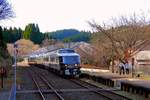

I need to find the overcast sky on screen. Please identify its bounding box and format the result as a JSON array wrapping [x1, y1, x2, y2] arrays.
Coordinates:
[[1, 0, 150, 32]]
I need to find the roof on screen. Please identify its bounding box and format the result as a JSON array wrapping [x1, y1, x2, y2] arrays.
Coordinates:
[[135, 50, 150, 60], [58, 53, 79, 57]]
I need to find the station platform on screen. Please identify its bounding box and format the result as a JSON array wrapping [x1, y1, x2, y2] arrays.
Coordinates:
[[80, 68, 150, 98], [80, 68, 130, 87], [121, 79, 150, 98]]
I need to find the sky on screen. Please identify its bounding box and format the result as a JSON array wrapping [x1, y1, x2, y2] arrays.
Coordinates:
[[1, 0, 150, 32]]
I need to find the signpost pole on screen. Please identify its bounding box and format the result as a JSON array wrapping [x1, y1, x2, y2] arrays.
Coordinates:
[[13, 43, 18, 100], [1, 68, 3, 88], [132, 58, 134, 78]]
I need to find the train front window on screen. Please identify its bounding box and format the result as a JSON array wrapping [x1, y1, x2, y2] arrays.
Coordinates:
[[62, 56, 80, 64], [59, 56, 63, 63], [59, 49, 75, 53]]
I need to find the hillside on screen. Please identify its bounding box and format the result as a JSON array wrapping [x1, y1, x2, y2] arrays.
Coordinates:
[[45, 29, 91, 42]]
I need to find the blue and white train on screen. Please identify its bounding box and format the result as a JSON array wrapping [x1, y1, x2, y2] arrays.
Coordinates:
[[28, 48, 81, 77]]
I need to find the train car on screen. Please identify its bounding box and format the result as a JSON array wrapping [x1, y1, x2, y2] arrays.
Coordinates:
[[28, 48, 81, 77], [28, 55, 37, 65]]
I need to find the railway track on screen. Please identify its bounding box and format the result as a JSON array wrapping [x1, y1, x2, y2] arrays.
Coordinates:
[[25, 66, 132, 100], [28, 68, 64, 100], [30, 66, 110, 100], [69, 79, 132, 100]]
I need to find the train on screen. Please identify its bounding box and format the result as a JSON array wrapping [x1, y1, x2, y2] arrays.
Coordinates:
[[28, 48, 81, 77]]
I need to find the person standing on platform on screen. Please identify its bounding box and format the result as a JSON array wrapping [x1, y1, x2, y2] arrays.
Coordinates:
[[125, 60, 133, 75], [125, 61, 129, 74], [119, 60, 125, 75]]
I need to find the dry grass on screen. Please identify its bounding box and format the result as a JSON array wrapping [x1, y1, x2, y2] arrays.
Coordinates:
[[7, 39, 39, 56]]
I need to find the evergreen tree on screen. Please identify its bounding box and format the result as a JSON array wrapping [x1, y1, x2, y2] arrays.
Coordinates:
[[2, 27, 22, 43], [0, 26, 4, 46], [18, 28, 23, 38], [0, 26, 7, 58], [0, 26, 6, 48], [23, 23, 44, 44], [35, 24, 40, 32], [23, 24, 32, 39], [30, 24, 43, 44], [0, 0, 14, 65]]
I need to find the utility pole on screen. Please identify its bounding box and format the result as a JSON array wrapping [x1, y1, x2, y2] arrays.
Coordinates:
[[13, 43, 18, 100]]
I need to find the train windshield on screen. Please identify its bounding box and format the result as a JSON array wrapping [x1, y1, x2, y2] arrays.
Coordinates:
[[59, 49, 75, 53], [62, 56, 80, 64]]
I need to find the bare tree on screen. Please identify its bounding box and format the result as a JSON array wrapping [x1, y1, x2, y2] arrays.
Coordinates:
[[88, 13, 150, 59], [41, 38, 56, 47], [88, 12, 150, 71], [0, 0, 14, 20]]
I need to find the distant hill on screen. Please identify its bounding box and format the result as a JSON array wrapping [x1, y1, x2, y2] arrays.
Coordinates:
[[44, 29, 91, 42]]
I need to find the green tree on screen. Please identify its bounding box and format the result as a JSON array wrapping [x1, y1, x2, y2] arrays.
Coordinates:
[[0, 0, 14, 44], [44, 29, 91, 42], [11, 27, 22, 42], [23, 24, 32, 39], [0, 26, 8, 59], [23, 23, 44, 44], [2, 27, 22, 43], [0, 0, 15, 65], [30, 24, 42, 44], [0, 26, 4, 46], [63, 38, 72, 43]]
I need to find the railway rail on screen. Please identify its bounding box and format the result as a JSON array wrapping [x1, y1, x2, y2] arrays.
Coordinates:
[[28, 68, 64, 100], [28, 69, 46, 100], [19, 66, 132, 100], [69, 79, 132, 100]]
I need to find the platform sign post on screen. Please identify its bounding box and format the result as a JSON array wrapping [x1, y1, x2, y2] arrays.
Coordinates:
[[131, 58, 135, 77], [13, 43, 18, 100], [0, 67, 4, 88]]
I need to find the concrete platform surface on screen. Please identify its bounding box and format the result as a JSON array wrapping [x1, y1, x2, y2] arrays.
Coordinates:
[[121, 79, 150, 89], [81, 68, 150, 90], [81, 68, 131, 79]]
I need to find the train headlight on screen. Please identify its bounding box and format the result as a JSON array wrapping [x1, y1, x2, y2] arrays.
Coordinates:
[[65, 64, 68, 67], [75, 64, 78, 66]]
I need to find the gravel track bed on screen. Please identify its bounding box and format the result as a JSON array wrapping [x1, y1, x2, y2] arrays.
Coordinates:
[[17, 66, 129, 100], [16, 67, 40, 100], [70, 79, 131, 100], [17, 67, 36, 90], [29, 67, 61, 100], [17, 67, 59, 100], [32, 66, 111, 100]]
